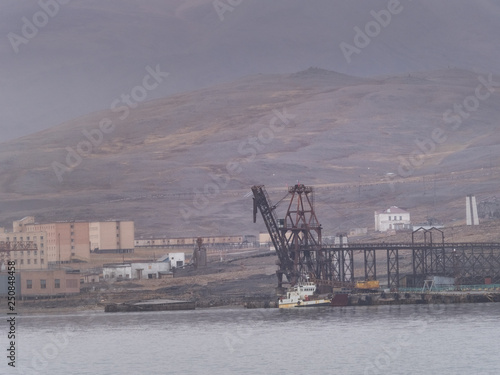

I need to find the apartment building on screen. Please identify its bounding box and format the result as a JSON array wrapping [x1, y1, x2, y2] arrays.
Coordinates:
[[89, 221, 134, 253], [4, 217, 135, 269], [24, 221, 91, 265], [0, 226, 47, 270]]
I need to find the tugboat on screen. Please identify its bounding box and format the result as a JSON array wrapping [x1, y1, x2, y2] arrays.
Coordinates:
[[278, 282, 331, 308]]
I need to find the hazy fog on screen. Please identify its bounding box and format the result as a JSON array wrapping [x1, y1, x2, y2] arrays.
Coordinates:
[[1, 0, 500, 143]]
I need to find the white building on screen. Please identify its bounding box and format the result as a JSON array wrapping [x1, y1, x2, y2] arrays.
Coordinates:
[[166, 253, 185, 268], [130, 261, 171, 279], [375, 206, 411, 232], [103, 252, 184, 280], [103, 264, 132, 280], [103, 261, 172, 280]]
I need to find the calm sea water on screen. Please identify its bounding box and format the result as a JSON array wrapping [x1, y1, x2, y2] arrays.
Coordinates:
[[11, 303, 500, 375]]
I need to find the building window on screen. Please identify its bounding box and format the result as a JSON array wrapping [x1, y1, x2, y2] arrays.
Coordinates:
[[27, 259, 31, 265], [27, 251, 30, 256], [41, 250, 44, 255], [27, 280, 32, 289], [20, 259, 24, 265], [41, 259, 44, 264], [40, 280, 46, 289], [388, 216, 391, 221], [27, 236, 30, 241], [55, 279, 60, 288], [34, 259, 37, 264], [399, 216, 402, 220], [34, 251, 37, 256]]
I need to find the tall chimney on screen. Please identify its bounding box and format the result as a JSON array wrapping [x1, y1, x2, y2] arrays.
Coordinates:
[[466, 195, 479, 225]]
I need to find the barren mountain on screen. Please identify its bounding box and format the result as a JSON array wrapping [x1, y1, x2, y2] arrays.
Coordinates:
[[2, 0, 500, 142], [0, 67, 499, 238]]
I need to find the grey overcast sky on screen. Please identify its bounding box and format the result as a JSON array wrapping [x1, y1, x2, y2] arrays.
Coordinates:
[[1, 0, 500, 144]]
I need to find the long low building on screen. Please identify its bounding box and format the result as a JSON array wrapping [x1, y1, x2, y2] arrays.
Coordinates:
[[135, 235, 256, 247], [0, 270, 81, 298]]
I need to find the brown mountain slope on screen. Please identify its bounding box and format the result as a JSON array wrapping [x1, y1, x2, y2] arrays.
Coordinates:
[[1, 68, 499, 237]]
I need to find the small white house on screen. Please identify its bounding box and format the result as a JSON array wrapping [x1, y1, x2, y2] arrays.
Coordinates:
[[130, 261, 171, 279], [375, 206, 411, 232], [103, 264, 132, 280]]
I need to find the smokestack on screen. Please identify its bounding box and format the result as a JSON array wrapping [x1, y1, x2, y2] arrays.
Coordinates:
[[466, 195, 479, 225]]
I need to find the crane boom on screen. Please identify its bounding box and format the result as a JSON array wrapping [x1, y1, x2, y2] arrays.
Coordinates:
[[251, 185, 296, 288]]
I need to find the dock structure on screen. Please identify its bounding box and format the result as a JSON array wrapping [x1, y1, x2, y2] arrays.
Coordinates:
[[322, 240, 500, 290], [252, 185, 500, 292]]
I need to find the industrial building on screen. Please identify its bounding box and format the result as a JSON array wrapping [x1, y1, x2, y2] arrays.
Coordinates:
[[103, 253, 185, 280], [21, 270, 80, 298], [0, 269, 81, 298]]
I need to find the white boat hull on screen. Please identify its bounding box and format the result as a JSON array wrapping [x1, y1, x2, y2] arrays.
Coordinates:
[[279, 298, 331, 308]]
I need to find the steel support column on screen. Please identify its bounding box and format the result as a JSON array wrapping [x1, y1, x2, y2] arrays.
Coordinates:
[[364, 249, 376, 280], [387, 248, 399, 290], [342, 249, 354, 283]]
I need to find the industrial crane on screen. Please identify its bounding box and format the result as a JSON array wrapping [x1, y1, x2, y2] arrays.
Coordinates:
[[252, 184, 329, 291]]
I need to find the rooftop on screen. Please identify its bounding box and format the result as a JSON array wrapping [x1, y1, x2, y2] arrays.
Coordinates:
[[375, 206, 409, 215]]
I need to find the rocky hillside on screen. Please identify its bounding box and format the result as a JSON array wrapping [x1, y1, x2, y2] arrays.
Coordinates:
[[1, 68, 499, 237]]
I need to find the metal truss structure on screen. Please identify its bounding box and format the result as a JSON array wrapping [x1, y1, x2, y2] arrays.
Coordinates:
[[253, 184, 500, 291], [0, 241, 38, 269]]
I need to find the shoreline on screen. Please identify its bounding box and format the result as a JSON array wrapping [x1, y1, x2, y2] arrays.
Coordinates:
[[12, 290, 500, 315]]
